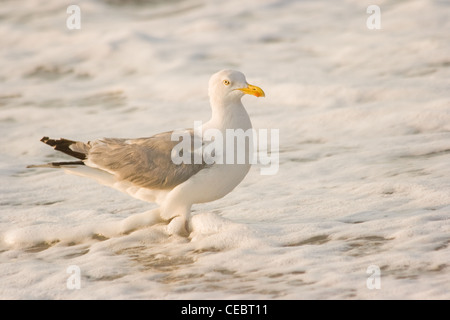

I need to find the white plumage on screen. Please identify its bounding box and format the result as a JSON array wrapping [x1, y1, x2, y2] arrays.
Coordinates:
[[30, 70, 265, 235]]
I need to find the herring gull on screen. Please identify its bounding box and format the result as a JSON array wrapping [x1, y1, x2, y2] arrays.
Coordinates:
[[28, 70, 265, 235]]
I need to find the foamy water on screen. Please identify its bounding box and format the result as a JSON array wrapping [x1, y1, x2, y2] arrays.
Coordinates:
[[1, 0, 449, 299]]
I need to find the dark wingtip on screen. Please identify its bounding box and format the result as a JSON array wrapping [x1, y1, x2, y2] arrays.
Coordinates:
[[40, 136, 55, 146], [39, 137, 87, 160], [27, 161, 85, 169]]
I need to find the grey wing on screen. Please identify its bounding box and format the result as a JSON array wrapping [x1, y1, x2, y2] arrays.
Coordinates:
[[86, 130, 207, 190]]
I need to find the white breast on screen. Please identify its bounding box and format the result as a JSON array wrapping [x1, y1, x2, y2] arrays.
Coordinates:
[[167, 101, 253, 206]]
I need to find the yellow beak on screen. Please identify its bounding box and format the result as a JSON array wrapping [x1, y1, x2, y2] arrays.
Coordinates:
[[237, 84, 265, 97]]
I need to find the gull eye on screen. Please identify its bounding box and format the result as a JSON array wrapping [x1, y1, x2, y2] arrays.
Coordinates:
[[223, 80, 230, 86]]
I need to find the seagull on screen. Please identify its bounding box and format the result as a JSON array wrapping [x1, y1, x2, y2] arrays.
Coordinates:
[[28, 70, 265, 236]]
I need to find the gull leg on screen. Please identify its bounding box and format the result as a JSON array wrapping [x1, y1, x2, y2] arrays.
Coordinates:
[[167, 215, 190, 237], [163, 204, 191, 236], [119, 208, 162, 234]]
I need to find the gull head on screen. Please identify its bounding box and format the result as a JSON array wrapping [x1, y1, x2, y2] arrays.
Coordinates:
[[208, 70, 265, 105]]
